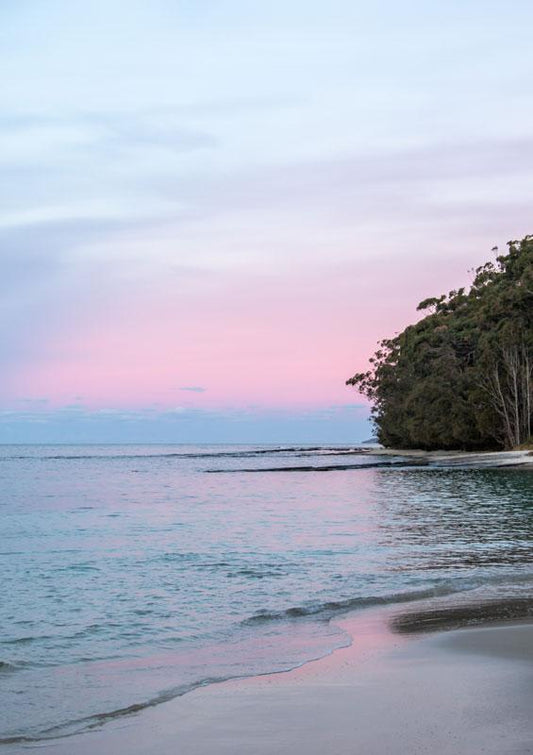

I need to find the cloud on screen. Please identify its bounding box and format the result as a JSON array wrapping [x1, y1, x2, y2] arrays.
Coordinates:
[[13, 397, 50, 407], [0, 109, 218, 171], [1, 0, 532, 433], [181, 137, 533, 219]]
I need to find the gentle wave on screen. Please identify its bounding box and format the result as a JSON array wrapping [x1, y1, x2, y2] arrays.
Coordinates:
[[241, 585, 464, 625], [0, 660, 18, 672], [2, 576, 531, 745], [2, 635, 55, 646], [0, 686, 188, 745], [0, 666, 303, 745], [242, 573, 533, 627], [0, 582, 486, 745]]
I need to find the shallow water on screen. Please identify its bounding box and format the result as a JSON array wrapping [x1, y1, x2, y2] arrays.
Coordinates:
[[0, 444, 531, 742]]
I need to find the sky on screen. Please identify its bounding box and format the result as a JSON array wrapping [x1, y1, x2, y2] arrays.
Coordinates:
[[1, 0, 532, 443]]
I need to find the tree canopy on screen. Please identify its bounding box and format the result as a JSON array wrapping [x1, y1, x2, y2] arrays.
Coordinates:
[[347, 235, 533, 450]]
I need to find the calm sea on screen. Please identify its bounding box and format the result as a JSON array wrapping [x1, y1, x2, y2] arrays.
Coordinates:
[[1, 444, 531, 743]]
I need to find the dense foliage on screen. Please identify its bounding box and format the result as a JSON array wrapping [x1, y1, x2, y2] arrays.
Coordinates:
[[347, 236, 533, 450]]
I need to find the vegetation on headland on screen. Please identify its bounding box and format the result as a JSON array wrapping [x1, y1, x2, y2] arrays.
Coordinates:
[[347, 235, 533, 450]]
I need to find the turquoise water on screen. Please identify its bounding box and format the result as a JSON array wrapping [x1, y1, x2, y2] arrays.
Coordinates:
[[1, 445, 531, 743]]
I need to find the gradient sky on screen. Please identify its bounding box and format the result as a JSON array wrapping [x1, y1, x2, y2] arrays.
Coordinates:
[[1, 0, 532, 442]]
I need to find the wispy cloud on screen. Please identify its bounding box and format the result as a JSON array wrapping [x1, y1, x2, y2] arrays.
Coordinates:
[[1, 1, 532, 440]]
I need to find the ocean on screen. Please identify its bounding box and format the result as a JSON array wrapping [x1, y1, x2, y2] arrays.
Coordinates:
[[1, 444, 531, 744]]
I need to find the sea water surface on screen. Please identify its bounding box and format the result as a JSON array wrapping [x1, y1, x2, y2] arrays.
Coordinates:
[[1, 444, 531, 743]]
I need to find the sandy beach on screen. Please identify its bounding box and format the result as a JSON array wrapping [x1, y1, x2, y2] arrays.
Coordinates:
[[10, 602, 532, 755], [369, 448, 533, 468]]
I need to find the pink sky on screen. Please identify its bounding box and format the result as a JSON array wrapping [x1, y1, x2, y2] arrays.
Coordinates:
[[1, 1, 532, 441], [6, 242, 505, 410]]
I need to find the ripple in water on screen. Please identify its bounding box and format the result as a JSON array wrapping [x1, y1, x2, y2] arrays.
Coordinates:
[[0, 445, 531, 742]]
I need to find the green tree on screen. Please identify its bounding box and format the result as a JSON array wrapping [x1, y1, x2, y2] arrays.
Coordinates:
[[347, 236, 533, 450]]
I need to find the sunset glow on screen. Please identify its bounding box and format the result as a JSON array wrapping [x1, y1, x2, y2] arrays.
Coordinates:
[[2, 1, 532, 441]]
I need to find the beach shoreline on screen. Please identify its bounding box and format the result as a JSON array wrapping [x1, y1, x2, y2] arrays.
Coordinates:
[[365, 447, 533, 468], [8, 599, 532, 755]]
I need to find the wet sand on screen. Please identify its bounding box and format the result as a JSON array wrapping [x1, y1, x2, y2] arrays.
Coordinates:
[[13, 607, 533, 755]]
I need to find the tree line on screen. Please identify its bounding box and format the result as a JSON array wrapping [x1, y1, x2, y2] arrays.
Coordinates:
[[347, 235, 533, 450]]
